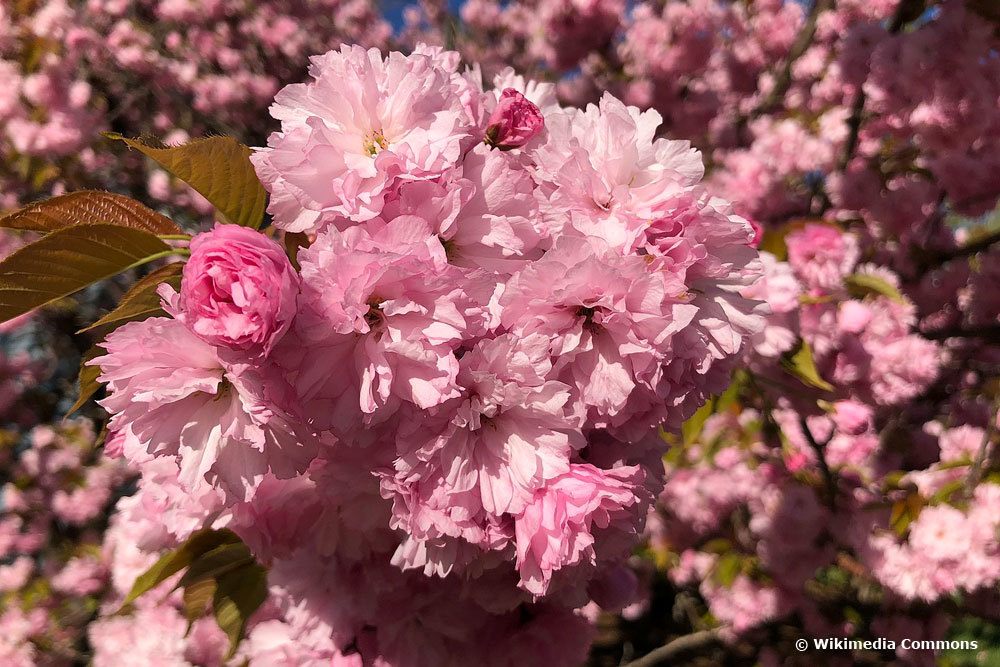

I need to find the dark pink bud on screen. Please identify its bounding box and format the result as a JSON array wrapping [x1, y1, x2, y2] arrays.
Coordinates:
[[485, 88, 544, 149], [747, 217, 763, 247]]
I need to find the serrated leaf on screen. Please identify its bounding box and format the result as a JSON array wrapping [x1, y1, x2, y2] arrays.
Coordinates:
[[0, 224, 171, 324], [79, 261, 183, 333], [106, 134, 266, 229], [844, 273, 905, 303], [0, 191, 182, 235], [122, 529, 241, 607], [780, 339, 834, 392], [213, 563, 268, 659], [66, 345, 103, 417]]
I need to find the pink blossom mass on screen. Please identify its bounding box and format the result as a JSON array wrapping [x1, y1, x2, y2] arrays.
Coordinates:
[[1, 1, 999, 665]]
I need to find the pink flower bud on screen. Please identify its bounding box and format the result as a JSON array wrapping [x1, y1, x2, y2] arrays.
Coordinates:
[[485, 88, 544, 149], [747, 216, 763, 247], [172, 224, 299, 355]]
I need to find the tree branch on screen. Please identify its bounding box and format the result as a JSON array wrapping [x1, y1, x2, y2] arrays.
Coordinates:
[[837, 0, 916, 170], [800, 414, 837, 509], [622, 629, 725, 667], [919, 227, 1000, 272], [751, 0, 834, 119], [921, 324, 1000, 344]]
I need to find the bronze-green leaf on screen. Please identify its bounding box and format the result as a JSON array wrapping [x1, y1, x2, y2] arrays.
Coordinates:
[[66, 345, 104, 417], [0, 224, 172, 324], [0, 191, 182, 235], [177, 543, 254, 589], [213, 563, 268, 659], [106, 134, 266, 229], [122, 529, 242, 607], [780, 338, 834, 392], [182, 578, 217, 628], [79, 261, 184, 333], [844, 272, 905, 303]]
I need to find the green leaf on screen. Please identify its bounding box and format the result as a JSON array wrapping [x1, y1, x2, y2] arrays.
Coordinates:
[[182, 578, 217, 628], [714, 373, 744, 413], [213, 563, 268, 659], [0, 190, 182, 235], [106, 134, 267, 229], [701, 538, 733, 555], [681, 397, 715, 445], [79, 261, 183, 333], [712, 553, 742, 588], [844, 273, 905, 303], [0, 224, 171, 324], [122, 529, 241, 607], [930, 479, 966, 505], [66, 345, 104, 417], [177, 543, 254, 589], [780, 339, 834, 392], [890, 493, 925, 537]]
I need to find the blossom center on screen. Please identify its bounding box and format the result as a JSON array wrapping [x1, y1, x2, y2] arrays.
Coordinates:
[[363, 129, 389, 157], [364, 297, 385, 329]]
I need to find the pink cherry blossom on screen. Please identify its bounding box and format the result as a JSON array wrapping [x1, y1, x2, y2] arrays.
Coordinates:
[[164, 225, 298, 355]]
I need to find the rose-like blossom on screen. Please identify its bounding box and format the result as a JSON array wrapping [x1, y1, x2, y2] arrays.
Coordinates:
[[291, 217, 489, 426], [531, 93, 705, 252], [381, 334, 584, 576], [514, 463, 647, 596], [164, 225, 298, 355], [252, 44, 476, 232], [485, 88, 544, 149], [830, 399, 873, 436], [91, 317, 317, 503], [785, 224, 859, 291]]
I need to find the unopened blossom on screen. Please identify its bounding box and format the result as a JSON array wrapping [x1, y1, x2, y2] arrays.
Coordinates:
[[166, 225, 298, 355], [485, 88, 544, 149]]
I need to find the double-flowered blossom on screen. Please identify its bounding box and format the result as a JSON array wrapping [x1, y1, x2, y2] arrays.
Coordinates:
[[92, 317, 318, 503], [252, 44, 478, 233], [89, 42, 765, 665]]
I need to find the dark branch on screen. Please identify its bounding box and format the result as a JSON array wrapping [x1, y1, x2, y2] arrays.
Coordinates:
[[921, 324, 1000, 344], [837, 0, 916, 170], [799, 415, 837, 509], [920, 227, 1000, 272], [751, 0, 834, 119], [622, 629, 725, 667]]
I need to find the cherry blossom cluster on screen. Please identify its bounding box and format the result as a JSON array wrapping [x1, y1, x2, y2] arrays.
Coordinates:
[[0, 0, 389, 214], [391, 1, 1000, 660], [86, 44, 765, 664], [648, 221, 998, 655], [0, 420, 130, 667], [1, 0, 999, 664]]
